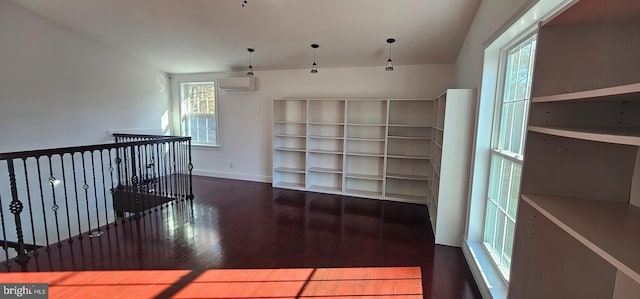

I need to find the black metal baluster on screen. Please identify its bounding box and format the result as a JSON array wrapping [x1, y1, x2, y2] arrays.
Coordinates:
[[90, 150, 102, 235], [7, 159, 30, 265], [80, 152, 92, 235], [71, 153, 83, 240], [59, 154, 73, 244], [123, 146, 132, 222], [155, 143, 162, 200], [115, 136, 123, 188], [172, 141, 178, 198], [21, 158, 38, 255], [0, 190, 11, 270], [47, 155, 62, 248], [137, 144, 146, 216], [35, 158, 51, 251], [107, 149, 117, 228], [187, 139, 194, 201], [100, 150, 109, 230], [130, 145, 140, 220], [179, 141, 185, 201], [163, 143, 169, 199]]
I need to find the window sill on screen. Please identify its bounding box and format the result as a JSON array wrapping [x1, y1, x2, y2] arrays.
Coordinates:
[[462, 240, 508, 299], [191, 143, 221, 150]]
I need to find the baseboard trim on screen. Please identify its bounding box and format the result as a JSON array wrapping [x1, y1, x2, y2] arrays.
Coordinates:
[[462, 240, 508, 299], [192, 169, 271, 183]]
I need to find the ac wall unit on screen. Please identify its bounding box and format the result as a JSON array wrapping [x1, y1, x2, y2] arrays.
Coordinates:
[[218, 76, 256, 91]]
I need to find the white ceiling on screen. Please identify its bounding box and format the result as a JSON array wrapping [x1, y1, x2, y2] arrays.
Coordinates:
[[13, 0, 480, 74]]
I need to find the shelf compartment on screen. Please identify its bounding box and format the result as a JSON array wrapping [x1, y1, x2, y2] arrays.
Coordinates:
[[309, 123, 344, 138], [309, 100, 345, 123], [529, 96, 640, 130], [308, 152, 343, 171], [274, 99, 307, 122], [273, 151, 305, 174], [345, 155, 383, 179], [388, 126, 432, 139], [347, 100, 387, 124], [308, 167, 342, 174], [345, 139, 385, 156], [528, 126, 640, 146], [273, 172, 306, 191], [274, 167, 305, 174], [385, 178, 429, 204], [344, 177, 383, 198], [522, 194, 640, 283], [389, 100, 435, 127], [273, 135, 306, 150], [346, 125, 385, 140], [387, 138, 430, 157], [308, 172, 342, 194], [386, 158, 430, 180], [273, 122, 306, 136], [308, 138, 344, 152]]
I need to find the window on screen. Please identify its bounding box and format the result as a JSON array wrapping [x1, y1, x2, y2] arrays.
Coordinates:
[[483, 34, 536, 278], [180, 82, 218, 145]]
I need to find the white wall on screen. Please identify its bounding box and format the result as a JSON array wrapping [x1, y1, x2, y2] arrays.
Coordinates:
[[453, 0, 532, 88], [172, 64, 453, 182], [0, 1, 170, 153]]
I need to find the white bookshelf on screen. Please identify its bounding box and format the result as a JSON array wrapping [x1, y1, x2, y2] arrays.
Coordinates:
[[272, 97, 474, 215], [427, 89, 476, 246], [509, 2, 640, 297]]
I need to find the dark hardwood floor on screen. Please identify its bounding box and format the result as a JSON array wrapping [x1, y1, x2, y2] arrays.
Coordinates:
[[2, 176, 481, 299]]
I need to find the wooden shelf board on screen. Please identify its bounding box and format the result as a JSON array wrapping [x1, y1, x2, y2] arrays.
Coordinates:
[[308, 167, 342, 174], [308, 122, 345, 125], [387, 154, 430, 160], [388, 124, 432, 128], [434, 127, 444, 131], [522, 194, 640, 284], [274, 167, 305, 173], [384, 193, 429, 205], [345, 173, 383, 180], [274, 121, 306, 124], [344, 189, 383, 198], [345, 151, 384, 157], [308, 149, 342, 155], [345, 137, 386, 142], [274, 134, 306, 138], [346, 123, 386, 127], [273, 182, 305, 190], [308, 135, 344, 140], [388, 136, 432, 140], [528, 125, 640, 146], [309, 185, 342, 193], [274, 147, 306, 152], [532, 83, 640, 103], [386, 173, 429, 181], [433, 140, 443, 149]]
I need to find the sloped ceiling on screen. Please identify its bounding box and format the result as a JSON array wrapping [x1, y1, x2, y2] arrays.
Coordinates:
[[13, 0, 480, 74]]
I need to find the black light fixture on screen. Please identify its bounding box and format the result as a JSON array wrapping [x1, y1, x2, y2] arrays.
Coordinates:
[[310, 44, 319, 74], [386, 38, 395, 71], [247, 48, 254, 76], [242, 0, 247, 7]]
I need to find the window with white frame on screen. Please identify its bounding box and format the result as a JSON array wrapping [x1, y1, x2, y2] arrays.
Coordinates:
[[180, 82, 218, 145], [483, 34, 537, 278]]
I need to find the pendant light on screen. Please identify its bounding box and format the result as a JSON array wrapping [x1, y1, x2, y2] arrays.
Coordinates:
[[247, 48, 254, 76], [310, 44, 319, 74], [386, 38, 395, 71]]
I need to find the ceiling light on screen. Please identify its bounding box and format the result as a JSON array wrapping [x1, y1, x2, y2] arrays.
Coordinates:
[[247, 48, 254, 76], [386, 38, 395, 71], [310, 44, 319, 74], [242, 0, 247, 7]]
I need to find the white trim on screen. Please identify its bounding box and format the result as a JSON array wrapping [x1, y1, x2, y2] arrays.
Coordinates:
[[463, 239, 508, 299], [192, 169, 271, 183]]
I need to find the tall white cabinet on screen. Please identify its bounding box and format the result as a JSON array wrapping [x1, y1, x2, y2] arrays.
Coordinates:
[[272, 91, 476, 247], [509, 0, 640, 297]]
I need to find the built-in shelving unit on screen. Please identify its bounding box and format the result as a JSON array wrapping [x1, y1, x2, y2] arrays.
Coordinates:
[[509, 1, 640, 297], [272, 95, 476, 237]]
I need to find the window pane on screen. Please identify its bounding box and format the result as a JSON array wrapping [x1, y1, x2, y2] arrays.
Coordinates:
[[483, 34, 536, 280], [180, 82, 217, 145]]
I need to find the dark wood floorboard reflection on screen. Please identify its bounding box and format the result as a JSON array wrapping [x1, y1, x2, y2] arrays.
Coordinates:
[[3, 176, 481, 299]]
